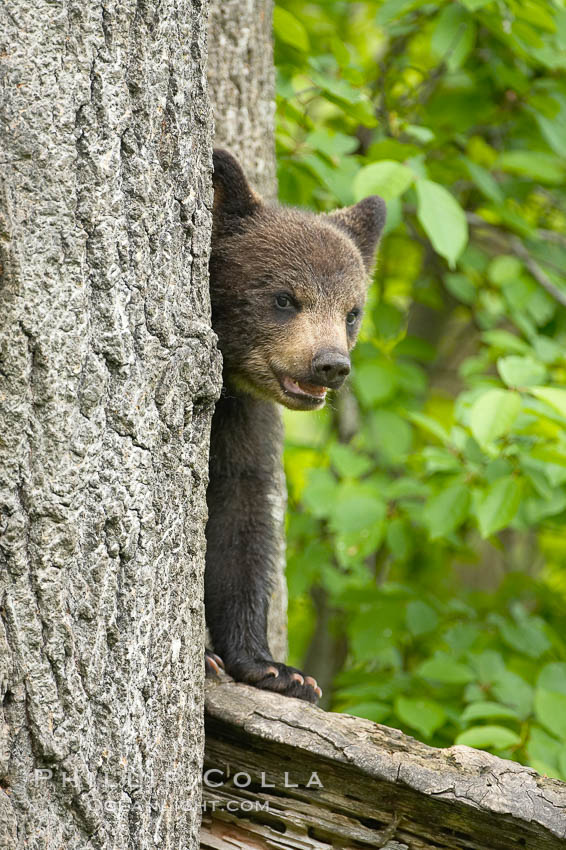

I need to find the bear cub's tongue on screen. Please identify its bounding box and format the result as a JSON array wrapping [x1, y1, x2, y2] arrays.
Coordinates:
[[282, 376, 327, 399]]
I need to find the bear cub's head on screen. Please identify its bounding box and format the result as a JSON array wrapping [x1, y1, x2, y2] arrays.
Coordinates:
[[210, 149, 386, 411]]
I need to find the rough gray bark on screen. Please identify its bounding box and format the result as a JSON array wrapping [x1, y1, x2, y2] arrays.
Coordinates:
[[202, 682, 566, 850], [0, 1, 219, 847], [207, 0, 277, 202], [207, 0, 287, 661]]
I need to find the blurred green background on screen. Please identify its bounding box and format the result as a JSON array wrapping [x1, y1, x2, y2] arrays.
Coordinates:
[[274, 0, 566, 777]]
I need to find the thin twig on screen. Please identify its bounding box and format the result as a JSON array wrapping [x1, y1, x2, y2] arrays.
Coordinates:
[[510, 237, 566, 308], [537, 229, 566, 247], [465, 212, 566, 308]]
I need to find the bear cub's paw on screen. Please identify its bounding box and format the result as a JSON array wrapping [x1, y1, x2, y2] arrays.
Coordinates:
[[205, 649, 321, 702], [228, 656, 322, 703]]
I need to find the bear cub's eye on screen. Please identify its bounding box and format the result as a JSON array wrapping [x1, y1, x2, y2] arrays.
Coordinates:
[[275, 293, 295, 310], [346, 309, 360, 326]]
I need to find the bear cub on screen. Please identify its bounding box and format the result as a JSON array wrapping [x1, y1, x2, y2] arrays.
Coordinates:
[[206, 150, 386, 702]]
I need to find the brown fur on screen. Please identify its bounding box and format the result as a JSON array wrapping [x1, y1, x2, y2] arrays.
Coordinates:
[[210, 155, 385, 411]]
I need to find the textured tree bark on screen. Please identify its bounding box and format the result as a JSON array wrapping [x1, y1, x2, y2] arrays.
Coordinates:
[[0, 1, 219, 847], [202, 682, 566, 850], [207, 0, 277, 202], [207, 0, 288, 661]]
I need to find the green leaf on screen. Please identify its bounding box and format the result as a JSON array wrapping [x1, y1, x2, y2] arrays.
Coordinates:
[[302, 469, 338, 518], [556, 7, 566, 47], [462, 702, 520, 722], [329, 483, 386, 533], [538, 663, 566, 695], [431, 6, 475, 72], [492, 671, 533, 719], [534, 335, 563, 364], [406, 600, 439, 636], [350, 600, 406, 661], [373, 302, 406, 341], [460, 0, 492, 9], [386, 517, 412, 560], [353, 160, 414, 202], [455, 725, 521, 750], [535, 111, 566, 158], [310, 73, 377, 127], [371, 410, 413, 466], [516, 1, 556, 31], [468, 650, 505, 684], [370, 410, 413, 464], [465, 159, 503, 203], [469, 389, 521, 446], [444, 273, 476, 304], [305, 129, 359, 158], [329, 444, 373, 478], [487, 256, 523, 286], [273, 7, 310, 51], [481, 330, 529, 355], [496, 610, 551, 658], [422, 447, 461, 474], [497, 151, 565, 184], [525, 489, 566, 523], [404, 124, 435, 143], [512, 19, 544, 47], [395, 696, 446, 738], [423, 483, 470, 540], [535, 690, 566, 740], [408, 412, 450, 443], [417, 656, 475, 684], [416, 179, 468, 268], [384, 477, 429, 501], [354, 361, 398, 406], [301, 153, 357, 205], [444, 624, 481, 654], [497, 356, 546, 388], [529, 387, 566, 420], [527, 725, 563, 775], [376, 0, 425, 25], [345, 701, 390, 723], [476, 476, 523, 538], [335, 524, 385, 568]]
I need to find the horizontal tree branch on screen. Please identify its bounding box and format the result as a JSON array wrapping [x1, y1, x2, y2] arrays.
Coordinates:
[[202, 681, 566, 850]]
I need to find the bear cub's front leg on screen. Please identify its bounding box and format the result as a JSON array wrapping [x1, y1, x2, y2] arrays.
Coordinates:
[[205, 393, 322, 702], [206, 150, 386, 703]]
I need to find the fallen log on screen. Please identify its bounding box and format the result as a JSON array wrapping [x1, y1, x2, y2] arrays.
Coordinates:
[[202, 680, 566, 850]]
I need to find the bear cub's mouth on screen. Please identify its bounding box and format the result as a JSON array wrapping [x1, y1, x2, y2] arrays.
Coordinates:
[[281, 375, 328, 402]]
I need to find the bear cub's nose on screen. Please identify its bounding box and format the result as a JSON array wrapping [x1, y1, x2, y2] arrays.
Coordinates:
[[311, 350, 351, 389]]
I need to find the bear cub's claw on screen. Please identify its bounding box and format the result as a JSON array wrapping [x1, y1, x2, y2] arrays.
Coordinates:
[[205, 650, 226, 678]]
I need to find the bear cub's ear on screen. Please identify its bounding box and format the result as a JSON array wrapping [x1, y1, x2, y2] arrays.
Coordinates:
[[212, 149, 261, 224], [327, 196, 387, 272]]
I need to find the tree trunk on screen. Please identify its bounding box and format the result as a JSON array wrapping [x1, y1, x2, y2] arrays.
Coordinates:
[[207, 0, 277, 202], [0, 1, 218, 847], [207, 0, 287, 661]]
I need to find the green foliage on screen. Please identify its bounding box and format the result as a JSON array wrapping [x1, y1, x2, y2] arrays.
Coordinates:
[[275, 0, 566, 776]]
